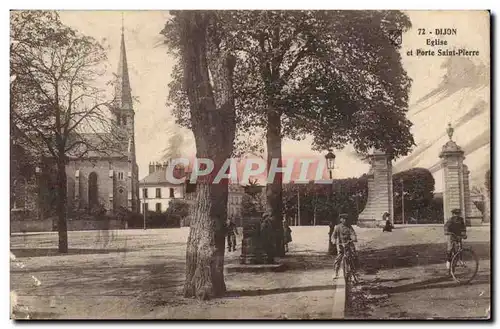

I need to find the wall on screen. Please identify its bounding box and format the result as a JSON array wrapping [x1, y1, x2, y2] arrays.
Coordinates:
[[140, 185, 184, 213], [66, 158, 132, 212]]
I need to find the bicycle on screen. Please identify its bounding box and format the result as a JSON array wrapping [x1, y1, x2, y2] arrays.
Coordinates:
[[340, 241, 360, 284], [448, 233, 479, 284]]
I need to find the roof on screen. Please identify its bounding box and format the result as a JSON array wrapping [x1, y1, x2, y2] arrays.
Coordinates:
[[113, 31, 133, 111], [140, 168, 185, 186], [67, 132, 129, 159]]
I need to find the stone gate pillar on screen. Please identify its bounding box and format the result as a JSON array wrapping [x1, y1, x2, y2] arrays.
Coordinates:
[[358, 150, 394, 227], [439, 123, 468, 224]]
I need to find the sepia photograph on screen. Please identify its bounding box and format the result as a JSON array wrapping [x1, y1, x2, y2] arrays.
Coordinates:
[[9, 9, 491, 320]]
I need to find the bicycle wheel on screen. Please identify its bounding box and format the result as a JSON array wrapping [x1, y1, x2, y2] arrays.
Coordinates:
[[342, 257, 350, 284], [348, 258, 360, 284], [451, 248, 479, 284]]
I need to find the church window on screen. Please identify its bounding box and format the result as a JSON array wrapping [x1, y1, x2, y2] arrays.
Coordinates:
[[169, 188, 175, 198], [155, 203, 162, 212], [117, 115, 121, 126], [118, 172, 124, 180], [156, 188, 162, 198], [118, 187, 124, 194], [122, 115, 127, 125], [88, 172, 98, 210], [143, 188, 148, 199]]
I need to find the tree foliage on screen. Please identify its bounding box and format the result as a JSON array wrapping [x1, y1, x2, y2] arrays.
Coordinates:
[[392, 168, 435, 222], [282, 177, 368, 225], [163, 10, 415, 157]]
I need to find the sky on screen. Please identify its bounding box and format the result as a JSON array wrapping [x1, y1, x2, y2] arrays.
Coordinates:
[[58, 10, 490, 192]]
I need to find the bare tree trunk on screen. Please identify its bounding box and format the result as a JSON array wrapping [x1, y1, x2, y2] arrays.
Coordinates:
[[178, 11, 236, 300], [266, 108, 285, 257], [56, 158, 68, 253]]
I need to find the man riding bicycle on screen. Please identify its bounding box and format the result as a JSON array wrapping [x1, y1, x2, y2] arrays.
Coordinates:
[[444, 208, 467, 270], [332, 213, 358, 279]]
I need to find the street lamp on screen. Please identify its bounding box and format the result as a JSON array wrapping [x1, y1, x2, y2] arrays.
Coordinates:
[[325, 151, 336, 179], [400, 178, 405, 225]]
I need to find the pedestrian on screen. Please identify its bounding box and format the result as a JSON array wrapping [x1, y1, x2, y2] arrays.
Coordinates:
[[226, 218, 238, 252], [260, 212, 275, 264], [332, 213, 358, 279], [444, 208, 467, 270], [382, 212, 393, 232], [283, 219, 292, 252]]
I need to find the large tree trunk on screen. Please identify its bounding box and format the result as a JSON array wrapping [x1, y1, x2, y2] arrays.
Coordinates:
[[266, 108, 285, 257], [56, 158, 68, 253], [178, 11, 236, 300]]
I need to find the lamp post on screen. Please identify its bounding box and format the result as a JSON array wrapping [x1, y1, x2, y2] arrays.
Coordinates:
[[400, 178, 405, 225], [325, 150, 336, 205], [35, 166, 41, 220], [325, 150, 336, 255], [143, 202, 147, 230]]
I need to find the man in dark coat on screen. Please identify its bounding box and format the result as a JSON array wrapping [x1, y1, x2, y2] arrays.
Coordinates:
[[444, 208, 467, 270]]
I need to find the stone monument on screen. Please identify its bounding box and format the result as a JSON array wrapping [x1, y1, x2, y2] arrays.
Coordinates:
[[239, 212, 265, 264], [358, 150, 394, 227]]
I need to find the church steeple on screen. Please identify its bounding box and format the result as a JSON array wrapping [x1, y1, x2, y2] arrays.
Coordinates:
[[115, 18, 133, 111]]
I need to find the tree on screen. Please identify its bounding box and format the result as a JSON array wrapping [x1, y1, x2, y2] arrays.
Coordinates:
[[164, 10, 415, 256], [162, 11, 237, 299], [10, 11, 117, 253], [393, 168, 435, 222]]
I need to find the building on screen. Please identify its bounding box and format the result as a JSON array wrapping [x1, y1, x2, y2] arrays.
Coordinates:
[[139, 162, 185, 213], [65, 26, 139, 213], [228, 184, 245, 225]]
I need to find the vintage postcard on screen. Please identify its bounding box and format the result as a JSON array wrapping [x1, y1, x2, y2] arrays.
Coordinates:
[[10, 10, 491, 319]]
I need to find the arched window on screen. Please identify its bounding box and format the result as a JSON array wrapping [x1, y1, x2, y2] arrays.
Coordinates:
[[88, 172, 98, 210]]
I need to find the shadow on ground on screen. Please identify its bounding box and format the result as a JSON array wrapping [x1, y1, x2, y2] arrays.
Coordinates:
[[278, 253, 334, 271], [368, 273, 490, 295], [359, 242, 490, 274], [10, 248, 130, 258], [226, 284, 334, 297]]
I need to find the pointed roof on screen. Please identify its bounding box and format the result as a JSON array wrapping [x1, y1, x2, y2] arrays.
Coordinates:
[[114, 26, 133, 111]]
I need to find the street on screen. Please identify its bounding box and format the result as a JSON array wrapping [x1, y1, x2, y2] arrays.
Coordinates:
[[10, 225, 490, 319], [348, 225, 491, 319]]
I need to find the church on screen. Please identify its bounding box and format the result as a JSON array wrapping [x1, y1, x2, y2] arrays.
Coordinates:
[[65, 26, 139, 214]]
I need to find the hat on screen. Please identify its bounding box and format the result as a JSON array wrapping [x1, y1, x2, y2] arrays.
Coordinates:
[[451, 208, 461, 214], [339, 213, 349, 219]]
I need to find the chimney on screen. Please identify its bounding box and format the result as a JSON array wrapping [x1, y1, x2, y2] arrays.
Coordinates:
[[149, 162, 154, 174], [156, 162, 161, 171]]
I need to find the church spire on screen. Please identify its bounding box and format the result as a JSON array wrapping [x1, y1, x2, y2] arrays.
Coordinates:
[[115, 15, 133, 111]]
